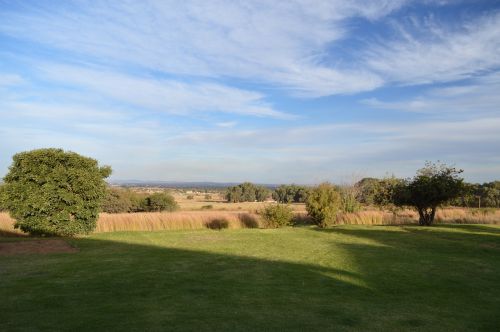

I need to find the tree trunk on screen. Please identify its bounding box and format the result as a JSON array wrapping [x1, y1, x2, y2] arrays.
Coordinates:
[[417, 207, 436, 226]]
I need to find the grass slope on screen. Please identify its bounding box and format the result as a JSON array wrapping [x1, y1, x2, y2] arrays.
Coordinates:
[[1, 225, 499, 331]]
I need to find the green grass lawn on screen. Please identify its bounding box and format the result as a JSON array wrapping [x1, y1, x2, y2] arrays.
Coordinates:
[[1, 225, 499, 331]]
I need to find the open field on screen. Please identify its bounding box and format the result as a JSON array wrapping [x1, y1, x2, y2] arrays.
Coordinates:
[[170, 191, 307, 212], [1, 225, 499, 331]]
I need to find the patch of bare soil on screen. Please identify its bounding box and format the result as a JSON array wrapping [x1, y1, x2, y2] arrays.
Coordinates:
[[0, 239, 78, 255]]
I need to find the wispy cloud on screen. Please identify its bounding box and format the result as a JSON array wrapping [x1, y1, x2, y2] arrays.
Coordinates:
[[364, 12, 500, 85], [0, 1, 408, 96], [362, 71, 500, 116], [36, 64, 290, 118]]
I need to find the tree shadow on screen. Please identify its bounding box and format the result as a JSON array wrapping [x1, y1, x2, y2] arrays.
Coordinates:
[[0, 235, 367, 331], [1, 225, 499, 331]]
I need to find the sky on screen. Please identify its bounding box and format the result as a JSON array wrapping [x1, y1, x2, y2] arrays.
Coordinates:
[[1, 0, 499, 184]]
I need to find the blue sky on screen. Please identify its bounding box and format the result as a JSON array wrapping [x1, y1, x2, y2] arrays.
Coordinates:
[[1, 0, 499, 184]]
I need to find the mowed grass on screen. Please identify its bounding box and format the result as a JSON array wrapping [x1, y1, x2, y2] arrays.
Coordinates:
[[1, 225, 499, 331]]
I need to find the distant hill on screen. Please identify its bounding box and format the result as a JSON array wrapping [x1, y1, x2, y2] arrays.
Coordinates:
[[109, 180, 279, 189]]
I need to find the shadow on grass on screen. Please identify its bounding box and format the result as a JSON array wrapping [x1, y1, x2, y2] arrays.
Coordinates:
[[1, 225, 499, 331], [0, 235, 368, 331]]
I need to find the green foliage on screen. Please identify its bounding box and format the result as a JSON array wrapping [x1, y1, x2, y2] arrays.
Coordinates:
[[393, 162, 465, 226], [145, 192, 179, 212], [260, 204, 294, 228], [2, 148, 111, 236], [373, 176, 405, 211], [0, 184, 7, 212], [305, 183, 342, 227], [100, 189, 178, 213], [101, 188, 134, 213], [340, 186, 361, 213], [354, 178, 380, 205], [272, 184, 309, 203], [226, 182, 270, 202]]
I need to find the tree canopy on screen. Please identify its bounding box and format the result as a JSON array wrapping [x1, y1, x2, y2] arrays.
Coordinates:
[[393, 162, 465, 226], [2, 148, 111, 236], [225, 182, 270, 202]]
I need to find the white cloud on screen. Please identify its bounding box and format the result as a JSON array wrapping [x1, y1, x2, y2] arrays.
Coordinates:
[[36, 64, 290, 118], [364, 12, 500, 85], [0, 1, 408, 96], [216, 121, 238, 128], [362, 71, 500, 115]]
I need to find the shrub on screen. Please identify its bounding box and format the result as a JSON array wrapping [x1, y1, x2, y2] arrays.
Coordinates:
[[340, 186, 361, 213], [206, 218, 229, 230], [201, 204, 213, 210], [2, 148, 111, 236], [305, 183, 342, 227], [145, 193, 179, 212], [186, 195, 194, 200], [260, 204, 294, 228], [204, 194, 212, 200]]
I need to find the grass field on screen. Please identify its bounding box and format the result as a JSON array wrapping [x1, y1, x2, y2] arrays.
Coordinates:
[[1, 225, 499, 331]]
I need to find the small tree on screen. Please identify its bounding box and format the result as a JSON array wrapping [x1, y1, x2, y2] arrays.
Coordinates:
[[260, 204, 294, 228], [101, 187, 133, 213], [394, 162, 465, 226], [340, 185, 361, 213], [145, 193, 179, 212], [255, 185, 270, 202], [2, 148, 111, 236], [273, 184, 309, 203], [305, 183, 342, 227]]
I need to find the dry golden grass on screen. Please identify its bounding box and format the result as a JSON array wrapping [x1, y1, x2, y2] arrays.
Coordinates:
[[0, 207, 498, 235], [0, 213, 25, 236], [95, 211, 263, 232]]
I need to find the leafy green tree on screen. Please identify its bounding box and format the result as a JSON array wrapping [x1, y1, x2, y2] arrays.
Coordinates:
[[2, 148, 111, 236], [260, 204, 294, 228], [145, 192, 179, 212], [255, 185, 270, 202], [305, 183, 342, 227], [373, 176, 405, 211], [101, 187, 133, 213], [273, 184, 309, 203], [225, 182, 270, 202], [355, 178, 380, 205], [393, 162, 465, 226], [225, 185, 243, 202], [482, 182, 500, 208]]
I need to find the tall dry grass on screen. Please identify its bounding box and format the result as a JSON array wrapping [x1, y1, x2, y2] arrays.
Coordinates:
[[0, 212, 25, 236], [95, 211, 263, 232], [0, 208, 498, 235]]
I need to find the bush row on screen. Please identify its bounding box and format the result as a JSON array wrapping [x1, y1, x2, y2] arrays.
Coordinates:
[[101, 188, 178, 213]]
